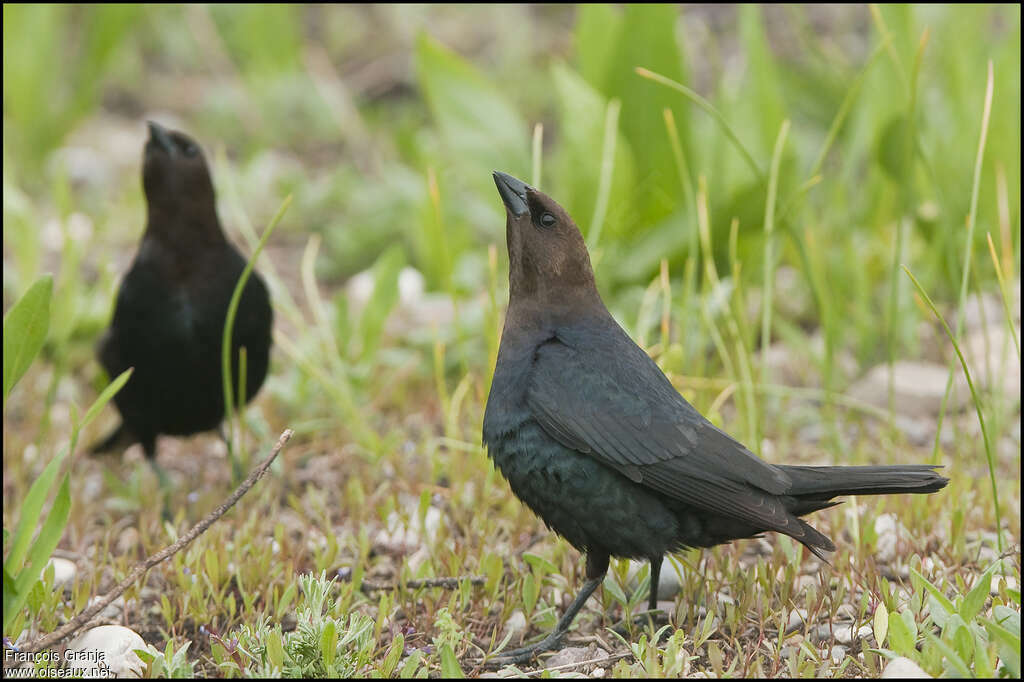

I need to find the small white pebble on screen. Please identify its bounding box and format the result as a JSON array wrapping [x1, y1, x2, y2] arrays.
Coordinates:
[[881, 656, 931, 678], [592, 667, 606, 678], [47, 558, 77, 588], [67, 625, 147, 678]]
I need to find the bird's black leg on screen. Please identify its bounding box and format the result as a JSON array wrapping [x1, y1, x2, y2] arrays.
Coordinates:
[[484, 552, 610, 667], [648, 554, 662, 613], [142, 436, 173, 520]]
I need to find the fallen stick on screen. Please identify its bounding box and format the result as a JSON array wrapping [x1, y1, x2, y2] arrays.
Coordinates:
[[21, 429, 294, 654], [361, 575, 486, 591]]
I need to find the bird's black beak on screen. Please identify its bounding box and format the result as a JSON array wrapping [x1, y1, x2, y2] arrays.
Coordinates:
[[147, 120, 174, 154], [493, 171, 530, 217]]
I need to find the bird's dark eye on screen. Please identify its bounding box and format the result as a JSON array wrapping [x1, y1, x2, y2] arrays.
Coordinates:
[[182, 143, 198, 157], [539, 212, 556, 229]]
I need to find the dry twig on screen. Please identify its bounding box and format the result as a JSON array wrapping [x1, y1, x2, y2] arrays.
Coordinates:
[[361, 575, 486, 591], [21, 429, 294, 654]]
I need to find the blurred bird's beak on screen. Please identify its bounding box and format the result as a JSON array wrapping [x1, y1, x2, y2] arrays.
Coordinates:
[[147, 121, 174, 154], [493, 171, 530, 216]]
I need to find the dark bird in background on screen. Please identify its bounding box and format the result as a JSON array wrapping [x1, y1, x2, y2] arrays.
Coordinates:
[[482, 171, 948, 664], [91, 122, 273, 491]]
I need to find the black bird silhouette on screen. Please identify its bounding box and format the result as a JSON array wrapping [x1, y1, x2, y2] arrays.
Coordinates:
[[482, 171, 947, 664], [91, 122, 273, 489]]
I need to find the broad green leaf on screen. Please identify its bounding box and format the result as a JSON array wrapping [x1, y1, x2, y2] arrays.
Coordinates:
[[415, 33, 529, 175], [356, 246, 405, 363], [983, 608, 1021, 678], [602, 572, 629, 607], [550, 62, 635, 250], [924, 631, 972, 678], [266, 628, 285, 670], [521, 573, 538, 616], [399, 649, 422, 678], [574, 4, 620, 90], [600, 4, 690, 225], [439, 643, 464, 678], [3, 274, 52, 405], [887, 609, 917, 658], [874, 602, 889, 646], [320, 619, 337, 669], [960, 562, 998, 622], [381, 633, 404, 678], [521, 551, 558, 577], [739, 5, 787, 155]]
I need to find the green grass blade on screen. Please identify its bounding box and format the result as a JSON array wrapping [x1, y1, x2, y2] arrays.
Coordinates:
[[760, 119, 789, 389], [903, 265, 1002, 553], [3, 274, 52, 407], [222, 194, 292, 451], [931, 60, 995, 464], [986, 233, 1020, 357], [586, 98, 621, 250], [531, 122, 543, 188], [636, 67, 764, 182]]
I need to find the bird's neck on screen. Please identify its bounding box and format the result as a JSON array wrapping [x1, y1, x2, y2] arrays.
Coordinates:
[[504, 292, 610, 338], [144, 201, 227, 248]]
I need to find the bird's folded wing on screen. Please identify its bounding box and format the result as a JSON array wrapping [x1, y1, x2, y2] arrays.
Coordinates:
[[527, 339, 803, 534]]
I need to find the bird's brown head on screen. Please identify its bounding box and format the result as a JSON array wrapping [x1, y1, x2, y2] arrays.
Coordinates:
[[142, 121, 220, 237], [493, 171, 598, 306]]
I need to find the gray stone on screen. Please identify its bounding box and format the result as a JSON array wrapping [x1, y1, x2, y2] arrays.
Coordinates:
[[829, 644, 848, 662], [46, 558, 77, 588], [881, 656, 931, 678], [963, 325, 1020, 402], [847, 361, 969, 417], [501, 610, 528, 646], [787, 608, 808, 632], [874, 513, 900, 564], [544, 645, 608, 669]]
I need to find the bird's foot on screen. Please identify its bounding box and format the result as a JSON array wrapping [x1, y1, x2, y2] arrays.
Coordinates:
[[479, 629, 568, 669]]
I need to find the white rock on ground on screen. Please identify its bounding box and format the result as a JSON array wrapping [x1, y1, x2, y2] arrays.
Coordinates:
[[66, 625, 147, 678], [501, 610, 528, 646], [46, 558, 77, 587], [847, 361, 969, 418], [874, 513, 901, 564], [544, 645, 608, 669], [787, 608, 809, 632], [881, 656, 931, 678], [964, 325, 1021, 402]]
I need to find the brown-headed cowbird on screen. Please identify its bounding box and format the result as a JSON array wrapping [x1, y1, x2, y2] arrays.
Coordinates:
[[90, 122, 272, 488], [482, 171, 947, 664]]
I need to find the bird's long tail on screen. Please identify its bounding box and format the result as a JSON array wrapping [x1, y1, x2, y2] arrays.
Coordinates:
[[778, 465, 947, 559], [781, 464, 948, 518], [88, 422, 137, 455]]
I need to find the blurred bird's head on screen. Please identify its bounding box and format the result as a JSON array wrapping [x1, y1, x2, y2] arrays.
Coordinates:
[[142, 121, 217, 224], [492, 171, 597, 304]]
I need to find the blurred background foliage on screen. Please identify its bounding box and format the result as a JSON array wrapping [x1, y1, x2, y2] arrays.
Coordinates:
[[4, 3, 1019, 305], [2, 3, 1020, 422]]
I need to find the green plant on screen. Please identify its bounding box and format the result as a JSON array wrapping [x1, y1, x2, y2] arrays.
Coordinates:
[[3, 275, 131, 636], [213, 571, 377, 677]]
